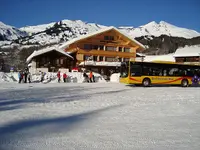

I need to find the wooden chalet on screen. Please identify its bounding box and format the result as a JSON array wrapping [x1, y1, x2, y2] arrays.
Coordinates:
[[59, 26, 145, 77]]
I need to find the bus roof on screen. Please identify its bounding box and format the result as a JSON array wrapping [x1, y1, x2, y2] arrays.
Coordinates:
[[131, 61, 200, 66]]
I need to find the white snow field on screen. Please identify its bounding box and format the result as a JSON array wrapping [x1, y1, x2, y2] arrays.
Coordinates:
[[0, 82, 200, 150]]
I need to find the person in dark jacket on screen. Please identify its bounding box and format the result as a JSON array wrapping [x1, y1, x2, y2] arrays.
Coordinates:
[[57, 71, 61, 83], [63, 73, 67, 83], [83, 72, 89, 83]]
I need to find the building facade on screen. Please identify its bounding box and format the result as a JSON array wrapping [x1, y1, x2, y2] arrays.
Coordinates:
[[59, 26, 145, 76]]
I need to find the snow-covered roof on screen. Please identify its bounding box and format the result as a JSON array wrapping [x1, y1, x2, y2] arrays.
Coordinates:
[[79, 61, 121, 67], [26, 46, 74, 63], [136, 53, 146, 57], [135, 53, 175, 62], [173, 45, 200, 57], [59, 26, 145, 50]]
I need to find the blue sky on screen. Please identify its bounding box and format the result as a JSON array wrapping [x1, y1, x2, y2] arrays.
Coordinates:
[[1, 0, 200, 31]]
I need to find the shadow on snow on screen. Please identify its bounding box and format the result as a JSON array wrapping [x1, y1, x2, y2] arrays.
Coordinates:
[[0, 104, 124, 150]]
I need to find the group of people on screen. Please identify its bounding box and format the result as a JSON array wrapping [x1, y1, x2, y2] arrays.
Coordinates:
[[18, 69, 95, 83], [18, 69, 31, 83], [57, 71, 68, 83], [83, 71, 95, 83]]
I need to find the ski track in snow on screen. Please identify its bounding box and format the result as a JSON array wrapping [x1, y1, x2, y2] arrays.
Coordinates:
[[0, 82, 200, 150]]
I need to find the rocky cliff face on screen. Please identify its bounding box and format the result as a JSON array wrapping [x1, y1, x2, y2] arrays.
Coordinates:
[[136, 35, 200, 55]]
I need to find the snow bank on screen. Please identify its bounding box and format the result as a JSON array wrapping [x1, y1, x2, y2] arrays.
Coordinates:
[[110, 73, 120, 83], [0, 72, 106, 83]]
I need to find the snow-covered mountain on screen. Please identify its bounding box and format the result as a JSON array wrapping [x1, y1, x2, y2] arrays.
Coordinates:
[[119, 21, 200, 39], [20, 19, 106, 34], [0, 20, 200, 47], [0, 21, 28, 41]]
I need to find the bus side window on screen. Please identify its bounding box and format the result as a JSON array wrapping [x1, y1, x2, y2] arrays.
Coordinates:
[[169, 68, 179, 76], [131, 65, 141, 76]]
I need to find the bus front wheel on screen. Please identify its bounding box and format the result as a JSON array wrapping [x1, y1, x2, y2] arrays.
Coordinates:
[[142, 78, 151, 87], [181, 79, 189, 87]]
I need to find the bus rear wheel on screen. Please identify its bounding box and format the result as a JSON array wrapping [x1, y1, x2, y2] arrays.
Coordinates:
[[142, 78, 151, 87], [181, 79, 189, 87]]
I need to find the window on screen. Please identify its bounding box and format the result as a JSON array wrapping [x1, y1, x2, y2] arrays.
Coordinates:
[[56, 59, 59, 65], [118, 47, 123, 52], [84, 55, 90, 61], [105, 57, 115, 62], [99, 45, 104, 50], [99, 56, 104, 61], [130, 64, 142, 76], [168, 68, 179, 76], [84, 44, 92, 50], [124, 48, 130, 52], [104, 36, 114, 41], [105, 46, 116, 51], [120, 62, 128, 78], [93, 56, 97, 61], [60, 59, 63, 65], [93, 45, 98, 50]]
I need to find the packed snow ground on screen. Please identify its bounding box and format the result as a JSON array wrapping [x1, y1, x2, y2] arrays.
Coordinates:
[[0, 82, 200, 150]]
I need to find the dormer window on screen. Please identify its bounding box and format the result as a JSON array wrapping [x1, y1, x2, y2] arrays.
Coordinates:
[[104, 36, 114, 41]]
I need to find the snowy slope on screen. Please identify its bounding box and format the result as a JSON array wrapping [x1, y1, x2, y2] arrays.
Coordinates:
[[0, 83, 200, 150], [0, 21, 28, 41], [119, 21, 200, 39]]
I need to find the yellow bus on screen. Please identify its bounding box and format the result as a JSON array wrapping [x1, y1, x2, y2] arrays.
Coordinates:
[[120, 61, 200, 87]]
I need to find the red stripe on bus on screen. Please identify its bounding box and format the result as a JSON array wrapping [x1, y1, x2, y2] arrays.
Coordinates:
[[129, 77, 141, 82]]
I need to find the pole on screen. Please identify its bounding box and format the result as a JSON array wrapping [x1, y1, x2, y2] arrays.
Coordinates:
[[199, 53, 200, 65]]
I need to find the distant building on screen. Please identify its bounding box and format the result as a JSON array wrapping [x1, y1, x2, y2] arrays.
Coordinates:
[[173, 45, 200, 65], [27, 26, 145, 77], [26, 46, 74, 74]]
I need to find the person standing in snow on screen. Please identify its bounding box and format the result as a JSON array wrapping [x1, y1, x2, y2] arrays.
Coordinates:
[[18, 71, 22, 83], [24, 68, 28, 83], [63, 73, 67, 83], [40, 71, 44, 82], [89, 71, 93, 83], [27, 72, 31, 83], [83, 72, 89, 83], [57, 71, 61, 83]]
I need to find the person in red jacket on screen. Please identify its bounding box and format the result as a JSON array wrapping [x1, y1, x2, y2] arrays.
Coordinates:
[[63, 73, 67, 83], [57, 71, 61, 83]]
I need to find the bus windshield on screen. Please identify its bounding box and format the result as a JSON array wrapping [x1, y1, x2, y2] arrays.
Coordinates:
[[120, 62, 129, 78]]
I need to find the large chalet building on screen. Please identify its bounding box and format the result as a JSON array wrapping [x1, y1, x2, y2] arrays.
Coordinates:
[[27, 26, 145, 77]]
